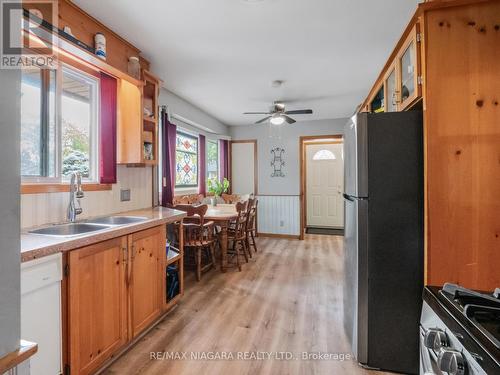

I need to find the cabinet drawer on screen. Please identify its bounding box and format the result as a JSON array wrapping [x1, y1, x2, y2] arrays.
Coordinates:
[[21, 253, 62, 295]]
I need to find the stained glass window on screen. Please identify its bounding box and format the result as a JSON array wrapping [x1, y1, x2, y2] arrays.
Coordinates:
[[175, 132, 198, 187]]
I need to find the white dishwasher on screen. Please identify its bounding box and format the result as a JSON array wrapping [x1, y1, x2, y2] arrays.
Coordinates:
[[21, 253, 63, 375]]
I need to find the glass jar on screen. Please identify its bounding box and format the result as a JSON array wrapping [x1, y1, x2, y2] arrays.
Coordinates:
[[127, 56, 141, 79]]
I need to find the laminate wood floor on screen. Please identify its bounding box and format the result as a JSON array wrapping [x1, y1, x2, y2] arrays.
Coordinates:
[[103, 235, 391, 375]]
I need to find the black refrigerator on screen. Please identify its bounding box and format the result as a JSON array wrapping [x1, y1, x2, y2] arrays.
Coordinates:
[[342, 111, 424, 374]]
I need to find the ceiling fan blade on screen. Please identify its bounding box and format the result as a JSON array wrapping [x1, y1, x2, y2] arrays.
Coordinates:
[[255, 116, 272, 124], [244, 112, 271, 115], [284, 109, 313, 115], [283, 115, 296, 124]]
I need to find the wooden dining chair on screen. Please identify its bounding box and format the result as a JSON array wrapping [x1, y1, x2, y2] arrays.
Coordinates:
[[245, 198, 258, 254], [226, 201, 249, 270], [221, 193, 241, 204], [174, 204, 217, 281]]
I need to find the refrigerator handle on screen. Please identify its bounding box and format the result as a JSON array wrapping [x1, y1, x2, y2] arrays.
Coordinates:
[[343, 193, 355, 202]]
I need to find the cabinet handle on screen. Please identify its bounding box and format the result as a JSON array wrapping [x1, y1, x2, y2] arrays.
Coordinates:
[[393, 91, 400, 105]]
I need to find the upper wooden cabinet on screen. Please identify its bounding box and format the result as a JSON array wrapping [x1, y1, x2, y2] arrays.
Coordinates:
[[384, 64, 398, 112], [117, 79, 143, 165], [397, 24, 421, 110], [67, 237, 128, 375], [117, 71, 160, 166], [359, 0, 500, 291], [362, 23, 422, 113]]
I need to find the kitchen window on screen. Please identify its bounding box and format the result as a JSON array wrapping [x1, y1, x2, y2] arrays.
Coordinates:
[[206, 139, 219, 186], [175, 132, 198, 187], [21, 64, 99, 183]]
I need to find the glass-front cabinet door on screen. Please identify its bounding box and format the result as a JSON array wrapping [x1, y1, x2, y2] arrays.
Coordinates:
[[369, 85, 384, 113], [384, 65, 397, 112], [397, 24, 420, 110]]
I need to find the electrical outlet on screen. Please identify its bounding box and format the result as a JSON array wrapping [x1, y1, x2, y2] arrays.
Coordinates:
[[120, 189, 131, 202], [280, 220, 284, 227]]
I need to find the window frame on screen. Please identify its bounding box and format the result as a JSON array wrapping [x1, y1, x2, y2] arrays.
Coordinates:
[[206, 139, 219, 188], [20, 62, 100, 185], [60, 64, 100, 182], [174, 131, 199, 188], [20, 66, 58, 182]]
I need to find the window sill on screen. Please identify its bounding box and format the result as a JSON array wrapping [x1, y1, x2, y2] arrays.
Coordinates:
[[174, 187, 199, 196], [21, 183, 112, 194]]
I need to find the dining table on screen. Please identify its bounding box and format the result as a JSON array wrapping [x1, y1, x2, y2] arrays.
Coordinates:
[[204, 204, 239, 272]]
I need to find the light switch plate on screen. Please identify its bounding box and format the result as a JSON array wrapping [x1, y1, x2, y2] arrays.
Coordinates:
[[120, 189, 131, 202]]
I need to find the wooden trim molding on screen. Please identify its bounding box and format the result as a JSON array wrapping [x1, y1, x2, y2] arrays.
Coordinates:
[[257, 194, 300, 197], [0, 340, 37, 374], [299, 135, 344, 240], [257, 232, 300, 240], [21, 183, 112, 194]]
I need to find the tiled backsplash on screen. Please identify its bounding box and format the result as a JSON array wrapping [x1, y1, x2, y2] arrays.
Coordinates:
[[21, 166, 153, 228]]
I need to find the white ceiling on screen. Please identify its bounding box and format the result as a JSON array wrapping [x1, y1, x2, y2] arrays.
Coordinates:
[[73, 0, 420, 126]]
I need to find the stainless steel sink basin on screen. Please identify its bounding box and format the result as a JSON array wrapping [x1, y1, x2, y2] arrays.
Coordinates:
[[86, 216, 148, 226], [29, 223, 112, 237]]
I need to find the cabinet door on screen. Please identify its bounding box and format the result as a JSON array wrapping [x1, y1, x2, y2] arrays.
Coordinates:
[[384, 65, 398, 112], [369, 85, 384, 113], [397, 24, 421, 110], [129, 226, 165, 337], [68, 237, 128, 375], [117, 79, 143, 164]]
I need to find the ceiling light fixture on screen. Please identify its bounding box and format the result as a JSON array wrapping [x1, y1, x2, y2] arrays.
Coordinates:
[[271, 80, 283, 88], [270, 114, 285, 125]]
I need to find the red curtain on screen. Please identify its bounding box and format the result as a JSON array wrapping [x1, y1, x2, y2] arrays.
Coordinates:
[[161, 110, 177, 206], [219, 139, 228, 182], [199, 134, 206, 196], [99, 73, 117, 184]]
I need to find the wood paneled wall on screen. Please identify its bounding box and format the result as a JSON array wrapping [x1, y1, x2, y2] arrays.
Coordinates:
[[424, 1, 500, 289], [257, 195, 300, 236]]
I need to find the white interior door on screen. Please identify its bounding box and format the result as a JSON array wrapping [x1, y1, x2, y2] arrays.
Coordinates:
[[306, 143, 344, 228], [231, 141, 256, 195]]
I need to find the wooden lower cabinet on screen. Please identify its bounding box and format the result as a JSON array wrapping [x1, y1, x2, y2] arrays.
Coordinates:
[[67, 225, 167, 375], [129, 226, 165, 337], [67, 237, 128, 375]]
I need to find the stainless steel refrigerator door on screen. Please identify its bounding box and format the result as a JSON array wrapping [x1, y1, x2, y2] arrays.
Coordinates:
[[343, 196, 357, 356], [343, 195, 368, 361], [344, 114, 368, 198]]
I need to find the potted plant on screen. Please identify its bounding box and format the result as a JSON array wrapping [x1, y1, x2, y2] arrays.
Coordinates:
[[207, 178, 230, 206]]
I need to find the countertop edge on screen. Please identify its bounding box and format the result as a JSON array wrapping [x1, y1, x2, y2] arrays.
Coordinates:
[[21, 208, 187, 263]]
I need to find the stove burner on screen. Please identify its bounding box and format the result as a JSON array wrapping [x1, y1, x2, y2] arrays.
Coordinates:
[[441, 283, 500, 309], [439, 283, 500, 352], [464, 304, 500, 349]]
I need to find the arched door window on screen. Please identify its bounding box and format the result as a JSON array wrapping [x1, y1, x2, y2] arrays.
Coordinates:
[[312, 149, 336, 160]]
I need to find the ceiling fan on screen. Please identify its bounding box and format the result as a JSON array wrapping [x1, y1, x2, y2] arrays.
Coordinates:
[[243, 101, 313, 125]]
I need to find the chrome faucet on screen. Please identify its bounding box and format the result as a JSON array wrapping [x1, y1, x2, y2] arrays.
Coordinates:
[[67, 172, 84, 222]]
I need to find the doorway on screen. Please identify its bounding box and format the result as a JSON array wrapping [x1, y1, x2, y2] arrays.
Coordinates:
[[300, 135, 344, 239]]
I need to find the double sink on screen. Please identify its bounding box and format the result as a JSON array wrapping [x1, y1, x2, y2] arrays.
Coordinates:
[[29, 216, 148, 237]]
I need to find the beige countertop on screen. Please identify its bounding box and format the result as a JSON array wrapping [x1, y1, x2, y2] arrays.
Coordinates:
[[21, 207, 186, 262]]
